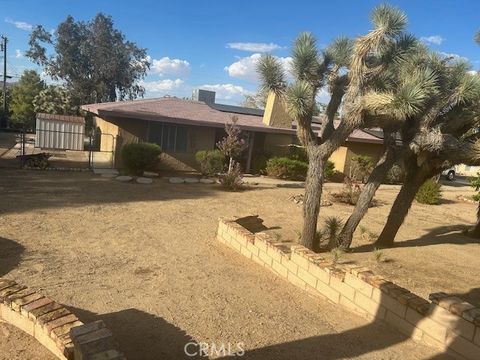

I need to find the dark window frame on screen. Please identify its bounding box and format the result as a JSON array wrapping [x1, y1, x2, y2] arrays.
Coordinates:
[[147, 121, 188, 153]]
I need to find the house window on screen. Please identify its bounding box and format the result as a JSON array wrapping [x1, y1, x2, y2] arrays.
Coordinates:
[[148, 122, 188, 152]]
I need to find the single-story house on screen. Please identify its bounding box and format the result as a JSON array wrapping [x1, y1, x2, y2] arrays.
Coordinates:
[[81, 89, 385, 174]]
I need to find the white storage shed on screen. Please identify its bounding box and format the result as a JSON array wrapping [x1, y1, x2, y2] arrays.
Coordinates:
[[35, 113, 86, 151]]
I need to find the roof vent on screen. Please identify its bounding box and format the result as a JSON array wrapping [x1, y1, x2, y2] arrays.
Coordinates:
[[192, 89, 216, 104]]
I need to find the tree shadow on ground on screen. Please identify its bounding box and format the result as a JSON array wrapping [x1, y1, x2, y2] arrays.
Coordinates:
[[67, 287, 477, 360], [0, 237, 25, 277], [236, 215, 281, 233], [220, 290, 477, 360], [0, 169, 274, 216], [68, 306, 202, 360], [352, 224, 477, 253]]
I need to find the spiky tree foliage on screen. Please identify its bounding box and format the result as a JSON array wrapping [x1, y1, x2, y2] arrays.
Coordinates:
[[336, 43, 442, 249], [257, 4, 410, 250], [375, 58, 480, 247]]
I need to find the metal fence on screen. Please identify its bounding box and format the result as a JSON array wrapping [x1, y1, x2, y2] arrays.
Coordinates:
[[0, 128, 117, 170]]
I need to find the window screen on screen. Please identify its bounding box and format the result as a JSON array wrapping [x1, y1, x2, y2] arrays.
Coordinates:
[[148, 122, 188, 152]]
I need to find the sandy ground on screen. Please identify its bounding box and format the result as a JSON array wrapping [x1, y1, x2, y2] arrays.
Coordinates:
[[0, 170, 475, 359], [0, 321, 55, 360]]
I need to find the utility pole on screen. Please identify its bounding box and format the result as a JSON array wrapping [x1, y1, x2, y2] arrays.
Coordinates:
[[1, 36, 7, 128]]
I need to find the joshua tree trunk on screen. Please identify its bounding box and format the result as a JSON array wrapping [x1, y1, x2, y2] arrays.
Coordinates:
[[471, 204, 480, 238], [337, 131, 397, 249], [375, 164, 432, 247], [301, 149, 324, 250]]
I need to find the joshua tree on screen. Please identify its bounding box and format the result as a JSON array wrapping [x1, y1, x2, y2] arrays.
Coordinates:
[[257, 5, 412, 250], [470, 174, 480, 238], [336, 45, 441, 248], [375, 59, 480, 247]]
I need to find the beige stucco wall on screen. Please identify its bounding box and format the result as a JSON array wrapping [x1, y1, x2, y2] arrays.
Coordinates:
[[94, 116, 119, 152], [328, 146, 349, 173], [344, 142, 383, 175], [263, 133, 295, 156]]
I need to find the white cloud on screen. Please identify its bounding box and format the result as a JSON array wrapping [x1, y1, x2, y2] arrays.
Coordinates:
[[148, 56, 190, 78], [5, 18, 33, 31], [226, 42, 283, 52], [15, 49, 23, 58], [439, 52, 469, 62], [224, 53, 292, 83], [200, 83, 250, 100], [420, 35, 444, 45], [140, 79, 184, 92]]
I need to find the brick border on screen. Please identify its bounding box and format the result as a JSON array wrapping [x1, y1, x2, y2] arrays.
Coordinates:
[[217, 217, 480, 360], [0, 278, 125, 360]]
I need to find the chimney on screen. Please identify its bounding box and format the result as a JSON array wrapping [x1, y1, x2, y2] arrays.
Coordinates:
[[262, 91, 291, 128], [192, 89, 216, 104]]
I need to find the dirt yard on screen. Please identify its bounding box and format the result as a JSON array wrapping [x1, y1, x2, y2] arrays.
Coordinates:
[[1, 170, 476, 359]]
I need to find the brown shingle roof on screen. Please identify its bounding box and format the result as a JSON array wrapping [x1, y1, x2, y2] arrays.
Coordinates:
[[81, 97, 383, 144], [37, 113, 85, 124]]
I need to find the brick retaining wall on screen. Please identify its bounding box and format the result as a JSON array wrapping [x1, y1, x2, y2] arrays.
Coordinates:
[[217, 217, 480, 360], [0, 278, 125, 359]]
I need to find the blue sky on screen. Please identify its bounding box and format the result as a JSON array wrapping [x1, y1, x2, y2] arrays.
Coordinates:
[[2, 0, 480, 104]]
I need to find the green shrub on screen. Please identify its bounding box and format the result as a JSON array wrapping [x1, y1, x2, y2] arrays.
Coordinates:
[[195, 150, 225, 176], [266, 157, 308, 180], [324, 160, 335, 180], [288, 145, 308, 162], [121, 142, 161, 175], [415, 178, 442, 204]]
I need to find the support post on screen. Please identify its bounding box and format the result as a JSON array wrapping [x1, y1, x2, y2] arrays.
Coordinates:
[[246, 131, 255, 174]]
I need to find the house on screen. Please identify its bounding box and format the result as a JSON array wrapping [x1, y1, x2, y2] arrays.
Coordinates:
[[81, 89, 385, 174]]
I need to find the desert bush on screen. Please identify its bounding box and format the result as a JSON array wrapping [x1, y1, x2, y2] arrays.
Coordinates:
[[373, 248, 384, 263], [385, 164, 405, 184], [266, 157, 308, 180], [415, 178, 442, 204], [331, 178, 379, 207], [317, 216, 343, 249], [195, 150, 225, 176], [219, 162, 243, 191], [330, 178, 362, 205], [330, 248, 344, 265], [349, 155, 374, 183], [121, 142, 161, 175]]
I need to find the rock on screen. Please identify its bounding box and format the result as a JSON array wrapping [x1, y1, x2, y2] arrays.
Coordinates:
[[199, 178, 215, 184], [184, 177, 200, 184], [115, 175, 133, 182], [169, 177, 185, 184], [143, 171, 159, 177], [136, 177, 153, 184]]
